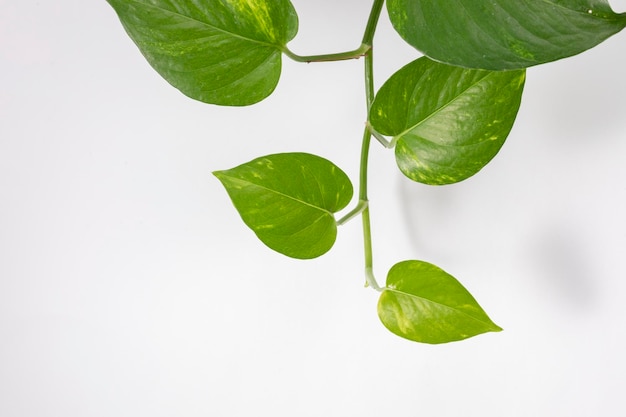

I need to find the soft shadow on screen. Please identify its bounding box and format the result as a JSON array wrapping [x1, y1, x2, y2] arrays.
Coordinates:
[[524, 226, 597, 310], [525, 42, 626, 145]]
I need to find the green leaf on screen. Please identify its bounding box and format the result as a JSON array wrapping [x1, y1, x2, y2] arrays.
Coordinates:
[[378, 260, 502, 344], [387, 0, 626, 70], [369, 57, 525, 185], [106, 0, 298, 105], [213, 153, 353, 259]]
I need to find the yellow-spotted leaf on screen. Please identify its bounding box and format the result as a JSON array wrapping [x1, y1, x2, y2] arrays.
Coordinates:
[[387, 0, 626, 70], [107, 0, 298, 105], [213, 153, 353, 259], [378, 260, 502, 344], [369, 57, 525, 185]]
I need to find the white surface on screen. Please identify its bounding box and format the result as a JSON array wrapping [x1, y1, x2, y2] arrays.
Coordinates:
[[1, 1, 626, 416]]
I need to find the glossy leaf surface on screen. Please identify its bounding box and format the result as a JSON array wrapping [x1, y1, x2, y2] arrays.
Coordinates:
[[106, 0, 298, 105], [378, 261, 502, 344], [370, 57, 525, 185], [387, 0, 626, 70], [214, 153, 353, 259]]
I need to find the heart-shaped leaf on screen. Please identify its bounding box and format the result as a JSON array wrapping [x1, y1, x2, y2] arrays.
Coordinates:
[[369, 57, 525, 185], [378, 260, 502, 344], [107, 0, 298, 105], [387, 0, 626, 70], [213, 153, 353, 259]]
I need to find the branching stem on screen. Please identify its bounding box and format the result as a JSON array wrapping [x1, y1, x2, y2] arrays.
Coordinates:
[[337, 199, 368, 225], [286, 0, 385, 290], [283, 44, 370, 63], [366, 121, 394, 148], [358, 0, 385, 291], [283, 0, 383, 63]]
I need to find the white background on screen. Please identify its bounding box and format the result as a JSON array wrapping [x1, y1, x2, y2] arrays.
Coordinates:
[[2, 1, 626, 416]]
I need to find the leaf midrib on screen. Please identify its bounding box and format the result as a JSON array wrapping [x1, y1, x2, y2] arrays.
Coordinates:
[[394, 71, 495, 142], [217, 173, 335, 215], [384, 286, 497, 329]]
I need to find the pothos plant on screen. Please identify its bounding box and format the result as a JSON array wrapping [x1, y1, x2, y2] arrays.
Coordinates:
[[106, 0, 626, 344]]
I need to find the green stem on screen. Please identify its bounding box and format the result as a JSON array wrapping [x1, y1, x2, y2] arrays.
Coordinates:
[[359, 0, 385, 291], [360, 122, 380, 290], [283, 44, 370, 63], [362, 0, 385, 47], [363, 208, 381, 291], [283, 0, 384, 63], [337, 199, 368, 226], [366, 121, 394, 148], [287, 0, 384, 290]]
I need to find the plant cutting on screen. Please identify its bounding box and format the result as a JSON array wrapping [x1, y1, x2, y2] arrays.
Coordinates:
[[105, 0, 626, 344]]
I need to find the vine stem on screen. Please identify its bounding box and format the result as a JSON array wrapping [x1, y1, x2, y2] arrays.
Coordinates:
[[283, 44, 370, 63], [359, 0, 385, 290], [285, 0, 385, 290]]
